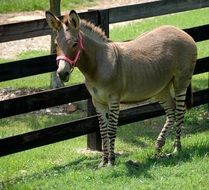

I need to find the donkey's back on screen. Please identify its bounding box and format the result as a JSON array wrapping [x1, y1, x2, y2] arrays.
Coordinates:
[[114, 25, 197, 103]]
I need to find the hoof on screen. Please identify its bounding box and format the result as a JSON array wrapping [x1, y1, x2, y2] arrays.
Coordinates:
[[107, 157, 115, 167], [98, 157, 108, 169], [154, 148, 162, 159], [172, 147, 181, 156], [126, 160, 140, 168], [163, 149, 180, 158], [154, 151, 173, 159], [164, 153, 173, 158], [107, 162, 114, 167]]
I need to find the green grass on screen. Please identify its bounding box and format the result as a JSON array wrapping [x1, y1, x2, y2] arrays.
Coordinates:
[[0, 0, 97, 13], [0, 109, 209, 190], [1, 7, 209, 190]]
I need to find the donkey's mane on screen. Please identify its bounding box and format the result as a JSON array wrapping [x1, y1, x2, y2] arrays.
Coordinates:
[[80, 20, 109, 43], [63, 14, 109, 43]]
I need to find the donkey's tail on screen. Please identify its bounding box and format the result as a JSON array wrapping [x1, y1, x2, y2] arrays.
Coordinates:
[[185, 83, 193, 109]]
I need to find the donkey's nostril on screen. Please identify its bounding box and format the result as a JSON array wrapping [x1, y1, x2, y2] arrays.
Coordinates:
[[63, 71, 69, 78], [57, 71, 69, 81]]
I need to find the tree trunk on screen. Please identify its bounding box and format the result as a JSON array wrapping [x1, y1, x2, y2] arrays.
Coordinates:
[[49, 0, 64, 88]]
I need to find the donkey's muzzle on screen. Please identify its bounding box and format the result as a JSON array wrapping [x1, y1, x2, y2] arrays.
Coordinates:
[[57, 71, 70, 82]]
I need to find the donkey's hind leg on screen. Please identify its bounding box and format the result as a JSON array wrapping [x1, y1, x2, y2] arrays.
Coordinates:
[[155, 84, 175, 157], [173, 89, 187, 154], [173, 74, 192, 155]]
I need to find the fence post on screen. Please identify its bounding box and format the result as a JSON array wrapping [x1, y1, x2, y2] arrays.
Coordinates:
[[208, 72, 209, 112], [87, 99, 102, 150], [97, 9, 109, 37], [86, 9, 109, 151], [49, 0, 64, 88]]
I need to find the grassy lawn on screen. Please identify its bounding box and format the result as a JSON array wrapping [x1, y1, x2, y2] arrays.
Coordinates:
[[1, 110, 209, 190], [0, 7, 209, 190], [0, 0, 97, 13]]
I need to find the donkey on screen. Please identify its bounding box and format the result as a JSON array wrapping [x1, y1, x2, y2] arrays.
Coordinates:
[[46, 10, 197, 167]]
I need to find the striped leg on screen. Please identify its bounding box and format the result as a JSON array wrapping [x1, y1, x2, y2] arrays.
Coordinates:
[[93, 99, 109, 168], [155, 102, 175, 156], [155, 85, 175, 157], [107, 102, 120, 166], [97, 111, 109, 168], [173, 91, 186, 154]]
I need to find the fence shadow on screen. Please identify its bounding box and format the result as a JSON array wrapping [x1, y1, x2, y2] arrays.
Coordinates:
[[117, 105, 209, 148], [2, 139, 208, 188], [124, 142, 209, 177]]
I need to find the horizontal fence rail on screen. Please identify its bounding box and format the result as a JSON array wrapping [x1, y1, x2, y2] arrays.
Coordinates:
[[0, 84, 90, 118], [0, 88, 209, 157], [0, 55, 57, 82], [108, 0, 209, 23], [0, 11, 100, 43]]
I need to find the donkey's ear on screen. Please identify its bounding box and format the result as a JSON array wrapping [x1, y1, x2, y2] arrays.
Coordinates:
[[69, 10, 80, 29], [45, 11, 61, 31]]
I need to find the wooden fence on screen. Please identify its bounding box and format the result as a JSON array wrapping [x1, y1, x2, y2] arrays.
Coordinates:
[[1, 0, 209, 157]]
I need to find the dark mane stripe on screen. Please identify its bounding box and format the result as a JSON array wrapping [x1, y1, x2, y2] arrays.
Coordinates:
[[80, 20, 108, 42], [62, 14, 108, 43]]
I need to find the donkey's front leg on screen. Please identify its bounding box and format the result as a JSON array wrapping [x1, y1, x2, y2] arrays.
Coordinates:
[[97, 111, 109, 168], [93, 99, 109, 168], [107, 100, 120, 166]]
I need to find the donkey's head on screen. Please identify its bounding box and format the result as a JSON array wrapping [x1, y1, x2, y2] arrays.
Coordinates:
[[46, 10, 83, 82]]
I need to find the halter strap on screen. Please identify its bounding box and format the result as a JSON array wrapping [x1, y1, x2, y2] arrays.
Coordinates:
[[56, 32, 84, 66]]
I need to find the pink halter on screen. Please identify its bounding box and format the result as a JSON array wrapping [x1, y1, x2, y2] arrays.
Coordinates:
[[56, 32, 84, 66]]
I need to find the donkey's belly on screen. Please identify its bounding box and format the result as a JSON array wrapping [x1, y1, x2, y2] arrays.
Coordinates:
[[120, 90, 156, 103], [120, 79, 170, 103]]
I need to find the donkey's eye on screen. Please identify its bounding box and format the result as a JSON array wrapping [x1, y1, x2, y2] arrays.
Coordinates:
[[72, 42, 78, 48]]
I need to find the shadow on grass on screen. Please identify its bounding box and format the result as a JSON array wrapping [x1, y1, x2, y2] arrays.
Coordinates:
[[2, 155, 100, 188], [117, 105, 209, 148], [3, 140, 209, 188], [2, 107, 209, 187], [117, 117, 164, 148], [124, 142, 209, 178]]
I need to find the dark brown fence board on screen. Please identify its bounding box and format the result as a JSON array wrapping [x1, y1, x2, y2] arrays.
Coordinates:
[[0, 84, 91, 118], [109, 0, 209, 24], [1, 88, 208, 157], [194, 57, 209, 75], [0, 55, 57, 82], [192, 88, 209, 107], [0, 18, 50, 43], [0, 11, 99, 43], [119, 88, 209, 126], [185, 24, 209, 42], [0, 115, 99, 156]]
